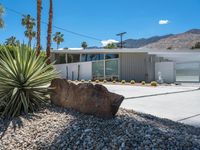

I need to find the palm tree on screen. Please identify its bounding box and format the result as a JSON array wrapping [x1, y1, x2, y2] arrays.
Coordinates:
[[36, 0, 42, 56], [46, 0, 53, 64], [24, 29, 36, 48], [0, 5, 4, 28], [81, 41, 88, 49], [53, 32, 64, 49], [21, 14, 36, 47], [4, 36, 20, 46]]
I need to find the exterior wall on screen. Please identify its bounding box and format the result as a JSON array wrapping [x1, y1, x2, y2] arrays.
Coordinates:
[[54, 62, 92, 80], [155, 62, 175, 83], [120, 53, 148, 82], [146, 55, 156, 82]]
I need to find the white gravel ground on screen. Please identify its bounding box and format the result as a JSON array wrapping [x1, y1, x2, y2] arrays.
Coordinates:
[[0, 104, 200, 150]]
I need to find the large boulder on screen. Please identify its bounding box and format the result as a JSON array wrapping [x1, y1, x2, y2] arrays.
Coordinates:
[[49, 78, 124, 118]]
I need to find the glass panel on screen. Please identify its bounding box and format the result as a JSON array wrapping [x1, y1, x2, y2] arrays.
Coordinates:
[[55, 53, 66, 64], [67, 54, 80, 63], [105, 59, 119, 81], [105, 54, 119, 59], [105, 60, 118, 75], [176, 63, 200, 82], [81, 54, 104, 62], [92, 61, 104, 80]]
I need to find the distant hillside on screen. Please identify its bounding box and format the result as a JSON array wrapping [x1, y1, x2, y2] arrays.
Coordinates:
[[144, 29, 200, 49], [122, 29, 200, 49], [122, 34, 173, 48]]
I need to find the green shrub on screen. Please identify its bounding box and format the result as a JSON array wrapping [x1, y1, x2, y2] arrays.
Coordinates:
[[95, 80, 99, 83], [103, 80, 107, 83], [81, 79, 85, 83], [88, 80, 92, 83], [121, 80, 126, 84], [151, 81, 158, 86], [141, 81, 146, 85], [130, 80, 135, 84], [0, 46, 57, 118]]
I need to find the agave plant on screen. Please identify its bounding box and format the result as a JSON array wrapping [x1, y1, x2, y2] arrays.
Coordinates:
[[0, 46, 57, 118]]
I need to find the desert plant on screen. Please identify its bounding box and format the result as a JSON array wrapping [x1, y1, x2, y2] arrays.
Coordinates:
[[130, 80, 135, 84], [81, 79, 85, 83], [103, 80, 107, 83], [112, 80, 116, 84], [121, 80, 126, 84], [88, 80, 92, 83], [151, 81, 158, 87], [141, 81, 146, 85], [0, 45, 57, 118], [95, 80, 100, 83]]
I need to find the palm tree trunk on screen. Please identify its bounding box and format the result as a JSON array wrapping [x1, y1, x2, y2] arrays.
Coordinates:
[[28, 37, 32, 48], [36, 0, 42, 56], [46, 0, 53, 64]]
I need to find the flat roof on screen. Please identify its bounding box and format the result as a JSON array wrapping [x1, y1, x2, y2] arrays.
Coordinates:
[[51, 48, 200, 54]]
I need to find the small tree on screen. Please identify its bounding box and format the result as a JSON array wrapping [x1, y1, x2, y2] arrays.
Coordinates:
[[4, 36, 20, 46], [104, 43, 117, 49], [191, 42, 200, 49], [81, 41, 88, 49], [53, 32, 64, 49]]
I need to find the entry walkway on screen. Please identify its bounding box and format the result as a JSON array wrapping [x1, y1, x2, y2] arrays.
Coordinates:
[[105, 84, 200, 127]]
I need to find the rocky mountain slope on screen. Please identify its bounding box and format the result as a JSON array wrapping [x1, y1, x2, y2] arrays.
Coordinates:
[[144, 29, 200, 49], [122, 34, 173, 48], [123, 29, 200, 49]]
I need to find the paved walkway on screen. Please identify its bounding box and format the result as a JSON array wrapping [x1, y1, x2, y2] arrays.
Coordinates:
[[105, 84, 200, 127]]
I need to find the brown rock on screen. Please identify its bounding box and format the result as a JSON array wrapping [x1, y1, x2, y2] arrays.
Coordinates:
[[49, 78, 124, 118]]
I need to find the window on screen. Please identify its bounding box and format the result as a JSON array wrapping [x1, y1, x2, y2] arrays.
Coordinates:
[[55, 53, 66, 64], [92, 61, 104, 80], [105, 60, 119, 76], [105, 54, 119, 59], [67, 54, 80, 63], [81, 54, 104, 62]]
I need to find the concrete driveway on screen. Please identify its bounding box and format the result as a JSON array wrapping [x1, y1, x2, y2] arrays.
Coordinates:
[[105, 84, 200, 127]]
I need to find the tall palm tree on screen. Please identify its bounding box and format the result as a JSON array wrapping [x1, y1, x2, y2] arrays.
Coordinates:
[[53, 32, 64, 49], [24, 29, 36, 48], [0, 5, 4, 28], [46, 0, 53, 64], [36, 0, 42, 56], [4, 36, 20, 46], [21, 14, 36, 47]]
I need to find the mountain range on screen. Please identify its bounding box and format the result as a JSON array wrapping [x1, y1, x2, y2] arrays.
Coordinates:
[[122, 29, 200, 49]]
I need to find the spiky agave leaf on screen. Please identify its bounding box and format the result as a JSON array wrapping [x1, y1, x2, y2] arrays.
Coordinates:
[[0, 45, 58, 118]]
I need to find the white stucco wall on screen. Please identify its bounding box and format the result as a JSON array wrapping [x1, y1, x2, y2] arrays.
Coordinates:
[[155, 62, 175, 83], [54, 62, 92, 80]]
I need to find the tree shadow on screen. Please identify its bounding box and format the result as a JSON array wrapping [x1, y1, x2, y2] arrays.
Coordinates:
[[0, 112, 42, 139], [38, 106, 200, 149]]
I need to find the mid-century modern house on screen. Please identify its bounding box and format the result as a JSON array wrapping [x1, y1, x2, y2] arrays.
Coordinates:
[[51, 48, 200, 83]]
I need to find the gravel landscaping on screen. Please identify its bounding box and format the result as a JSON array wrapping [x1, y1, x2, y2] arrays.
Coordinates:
[[0, 104, 200, 150]]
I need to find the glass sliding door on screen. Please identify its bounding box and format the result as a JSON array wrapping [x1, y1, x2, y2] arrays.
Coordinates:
[[105, 59, 119, 80], [92, 61, 104, 80], [92, 59, 119, 81], [176, 63, 200, 82]]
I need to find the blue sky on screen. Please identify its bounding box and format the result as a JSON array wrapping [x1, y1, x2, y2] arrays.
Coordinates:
[[0, 0, 199, 48]]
